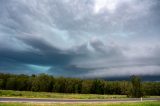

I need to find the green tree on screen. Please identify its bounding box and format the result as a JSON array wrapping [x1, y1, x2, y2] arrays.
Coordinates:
[[90, 79, 105, 94], [0, 73, 12, 89], [52, 77, 66, 93], [1, 73, 160, 96], [81, 80, 93, 94], [31, 74, 53, 92], [5, 77, 17, 90], [129, 75, 143, 98], [16, 75, 29, 91], [0, 79, 3, 89]]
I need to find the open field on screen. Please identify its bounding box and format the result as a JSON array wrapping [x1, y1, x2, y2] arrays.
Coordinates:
[[0, 101, 160, 106], [0, 90, 160, 105], [0, 90, 160, 99], [0, 90, 127, 99]]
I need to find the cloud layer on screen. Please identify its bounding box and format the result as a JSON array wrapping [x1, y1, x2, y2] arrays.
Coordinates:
[[0, 0, 160, 80]]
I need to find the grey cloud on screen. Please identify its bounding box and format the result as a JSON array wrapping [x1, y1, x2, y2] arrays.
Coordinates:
[[0, 0, 160, 80]]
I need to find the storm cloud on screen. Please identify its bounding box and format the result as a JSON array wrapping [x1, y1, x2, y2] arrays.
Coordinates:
[[0, 0, 160, 80]]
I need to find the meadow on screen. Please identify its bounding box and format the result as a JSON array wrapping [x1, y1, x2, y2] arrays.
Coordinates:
[[1, 90, 160, 99], [0, 90, 160, 106], [0, 101, 160, 106], [0, 90, 126, 99]]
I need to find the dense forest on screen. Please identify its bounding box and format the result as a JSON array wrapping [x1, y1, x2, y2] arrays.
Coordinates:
[[0, 73, 160, 97]]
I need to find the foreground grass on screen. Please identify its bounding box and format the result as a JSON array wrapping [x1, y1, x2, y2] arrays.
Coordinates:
[[0, 101, 160, 106], [0, 90, 160, 99], [0, 90, 126, 99]]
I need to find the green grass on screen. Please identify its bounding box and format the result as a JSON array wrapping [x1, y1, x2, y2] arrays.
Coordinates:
[[0, 90, 126, 99], [0, 101, 160, 106], [0, 90, 160, 99]]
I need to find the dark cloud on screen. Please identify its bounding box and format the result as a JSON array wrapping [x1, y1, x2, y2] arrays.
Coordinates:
[[0, 0, 160, 80], [0, 38, 76, 66]]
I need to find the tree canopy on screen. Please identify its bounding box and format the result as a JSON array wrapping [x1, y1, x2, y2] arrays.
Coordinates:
[[0, 73, 159, 96]]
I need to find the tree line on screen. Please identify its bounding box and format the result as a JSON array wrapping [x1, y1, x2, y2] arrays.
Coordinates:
[[0, 73, 160, 97]]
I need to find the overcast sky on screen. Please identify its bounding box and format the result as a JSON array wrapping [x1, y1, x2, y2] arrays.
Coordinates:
[[0, 0, 160, 80]]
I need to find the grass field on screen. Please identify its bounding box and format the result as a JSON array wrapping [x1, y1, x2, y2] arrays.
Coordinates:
[[0, 90, 127, 99], [0, 90, 160, 106], [0, 101, 160, 106]]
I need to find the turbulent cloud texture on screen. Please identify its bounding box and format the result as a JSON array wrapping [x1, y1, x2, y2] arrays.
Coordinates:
[[0, 0, 160, 80]]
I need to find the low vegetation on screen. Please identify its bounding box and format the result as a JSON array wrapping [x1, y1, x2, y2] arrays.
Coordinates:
[[0, 101, 160, 106], [0, 90, 126, 99]]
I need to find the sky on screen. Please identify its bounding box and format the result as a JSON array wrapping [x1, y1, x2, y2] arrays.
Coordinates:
[[0, 0, 160, 80]]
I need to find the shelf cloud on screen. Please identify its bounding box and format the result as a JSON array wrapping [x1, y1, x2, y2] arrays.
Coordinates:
[[0, 0, 160, 80]]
